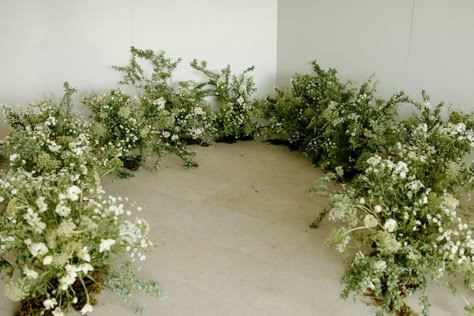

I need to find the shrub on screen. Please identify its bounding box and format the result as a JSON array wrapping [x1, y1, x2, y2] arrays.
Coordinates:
[[191, 59, 259, 142]]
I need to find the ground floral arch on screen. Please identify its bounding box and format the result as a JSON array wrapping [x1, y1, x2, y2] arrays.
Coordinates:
[[0, 47, 473, 316]]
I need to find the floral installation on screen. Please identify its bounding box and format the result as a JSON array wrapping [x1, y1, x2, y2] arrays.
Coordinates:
[[0, 169, 163, 316], [261, 61, 410, 177], [1, 82, 122, 181], [191, 59, 260, 143], [0, 82, 163, 315], [261, 61, 351, 150], [83, 47, 216, 172], [313, 92, 474, 315], [1, 46, 474, 316]]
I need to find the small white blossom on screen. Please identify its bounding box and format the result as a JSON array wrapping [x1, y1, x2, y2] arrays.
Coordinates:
[[374, 259, 387, 272], [43, 255, 53, 265], [29, 242, 48, 257], [55, 204, 71, 217], [52, 307, 64, 316], [80, 303, 94, 315], [78, 247, 91, 262], [23, 266, 38, 279], [99, 239, 116, 253], [43, 298, 58, 310], [363, 214, 378, 228], [383, 219, 398, 233], [66, 185, 81, 201]]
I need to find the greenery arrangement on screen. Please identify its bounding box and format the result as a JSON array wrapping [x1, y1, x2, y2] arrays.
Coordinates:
[[0, 83, 163, 316], [191, 59, 260, 142], [1, 46, 474, 316], [1, 82, 121, 180], [307, 91, 474, 314], [261, 61, 410, 177], [83, 47, 216, 172]]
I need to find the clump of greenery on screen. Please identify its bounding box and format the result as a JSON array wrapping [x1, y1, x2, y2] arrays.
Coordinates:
[[262, 61, 352, 150], [191, 59, 259, 142], [0, 167, 160, 316], [262, 61, 409, 177], [315, 92, 474, 315], [388, 91, 474, 193], [308, 81, 409, 176], [84, 47, 216, 170], [1, 82, 121, 182]]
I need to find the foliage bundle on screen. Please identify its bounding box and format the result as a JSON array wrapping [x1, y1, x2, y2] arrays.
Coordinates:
[[83, 47, 217, 171], [0, 84, 163, 316], [191, 59, 260, 142], [1, 46, 474, 316], [261, 61, 410, 176]]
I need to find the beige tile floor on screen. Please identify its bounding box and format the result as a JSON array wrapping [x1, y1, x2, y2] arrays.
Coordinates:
[[0, 141, 467, 315]]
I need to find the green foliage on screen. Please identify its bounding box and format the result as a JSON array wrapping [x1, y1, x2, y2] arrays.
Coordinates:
[[191, 59, 259, 141], [105, 262, 166, 314], [2, 83, 121, 182], [0, 169, 155, 315], [84, 47, 218, 170], [262, 62, 409, 176], [261, 61, 353, 150]]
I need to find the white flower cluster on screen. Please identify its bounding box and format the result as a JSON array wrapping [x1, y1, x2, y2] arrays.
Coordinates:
[[0, 165, 155, 315], [366, 155, 409, 179]]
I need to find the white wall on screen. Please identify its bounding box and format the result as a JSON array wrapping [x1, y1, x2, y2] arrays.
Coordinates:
[[0, 0, 277, 107], [277, 0, 474, 111]]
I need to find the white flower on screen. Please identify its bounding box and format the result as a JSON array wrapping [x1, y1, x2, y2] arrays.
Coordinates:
[[59, 265, 78, 290], [171, 135, 179, 141], [55, 204, 71, 217], [383, 219, 398, 232], [48, 143, 61, 153], [9, 154, 18, 162], [154, 97, 166, 110], [363, 214, 378, 228], [43, 298, 58, 310], [366, 156, 381, 166], [80, 303, 94, 315], [23, 266, 38, 279], [0, 196, 4, 203], [374, 259, 387, 272], [35, 196, 48, 212], [374, 205, 382, 213], [78, 246, 91, 262], [23, 208, 46, 233], [162, 131, 171, 138], [58, 220, 76, 236], [456, 123, 466, 133], [192, 127, 203, 137], [43, 255, 53, 265], [30, 242, 48, 257], [52, 307, 64, 316], [394, 161, 408, 178], [99, 239, 116, 252], [194, 107, 205, 115], [359, 197, 366, 205], [66, 185, 81, 201], [78, 263, 94, 274]]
